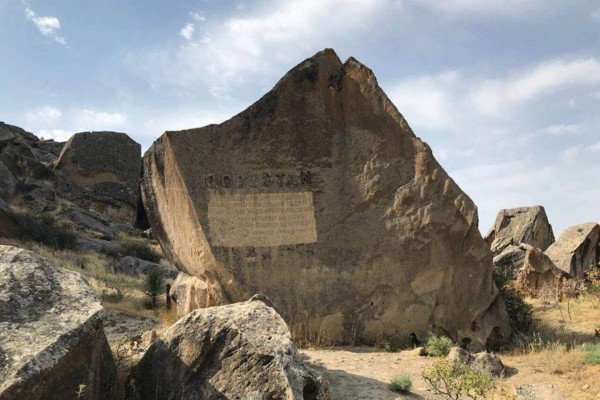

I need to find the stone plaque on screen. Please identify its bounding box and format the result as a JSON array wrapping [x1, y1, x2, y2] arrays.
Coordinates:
[[207, 192, 318, 247]]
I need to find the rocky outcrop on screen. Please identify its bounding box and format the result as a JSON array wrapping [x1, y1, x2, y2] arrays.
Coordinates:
[[141, 48, 508, 348], [0, 245, 115, 400], [170, 272, 224, 317], [492, 244, 531, 279], [545, 222, 600, 278], [447, 347, 504, 377], [126, 295, 329, 400], [55, 131, 141, 225], [516, 247, 566, 294], [486, 206, 555, 256], [112, 256, 177, 279]]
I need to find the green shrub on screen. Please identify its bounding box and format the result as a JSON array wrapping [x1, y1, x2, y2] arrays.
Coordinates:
[[493, 266, 533, 334], [16, 213, 77, 250], [389, 375, 412, 393], [142, 270, 166, 309], [580, 343, 600, 365], [422, 359, 495, 400], [120, 239, 161, 263], [426, 334, 454, 357]]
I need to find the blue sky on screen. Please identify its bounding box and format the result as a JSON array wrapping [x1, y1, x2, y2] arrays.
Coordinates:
[[1, 0, 599, 235]]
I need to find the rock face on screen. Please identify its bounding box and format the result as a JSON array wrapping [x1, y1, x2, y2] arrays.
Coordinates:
[[545, 222, 600, 278], [486, 206, 555, 256], [170, 272, 224, 318], [126, 295, 329, 400], [516, 247, 565, 294], [55, 131, 141, 225], [0, 198, 17, 237], [141, 48, 509, 348], [0, 245, 115, 400]]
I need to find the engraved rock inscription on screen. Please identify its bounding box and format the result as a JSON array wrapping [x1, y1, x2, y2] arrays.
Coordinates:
[[207, 192, 318, 247]]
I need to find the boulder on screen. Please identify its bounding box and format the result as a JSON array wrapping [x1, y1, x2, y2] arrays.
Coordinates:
[[112, 256, 178, 279], [126, 295, 329, 400], [447, 346, 504, 377], [545, 222, 600, 278], [141, 48, 509, 348], [0, 199, 17, 237], [493, 244, 530, 279], [516, 247, 565, 294], [170, 272, 224, 317], [55, 131, 141, 225], [0, 245, 115, 400], [486, 206, 555, 256]]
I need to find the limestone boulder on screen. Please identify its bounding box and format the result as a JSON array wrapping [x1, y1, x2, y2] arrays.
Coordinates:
[[170, 272, 224, 317], [493, 244, 530, 279], [545, 222, 600, 278], [447, 347, 504, 377], [141, 48, 509, 348], [0, 245, 115, 400], [55, 131, 141, 225], [125, 295, 329, 400], [486, 206, 555, 256], [516, 247, 565, 294]]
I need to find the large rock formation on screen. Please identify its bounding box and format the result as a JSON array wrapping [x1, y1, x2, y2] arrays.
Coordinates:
[[492, 244, 530, 279], [0, 245, 115, 400], [141, 48, 509, 348], [485, 206, 555, 256], [55, 131, 141, 225], [126, 295, 329, 400], [545, 222, 600, 278]]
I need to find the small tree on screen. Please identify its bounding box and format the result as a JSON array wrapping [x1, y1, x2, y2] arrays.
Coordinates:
[[142, 271, 166, 309]]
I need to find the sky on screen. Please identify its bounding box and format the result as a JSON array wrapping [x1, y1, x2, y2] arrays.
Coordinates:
[[1, 0, 599, 235]]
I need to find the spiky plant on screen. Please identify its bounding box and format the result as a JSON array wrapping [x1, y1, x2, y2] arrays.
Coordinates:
[[142, 270, 166, 309]]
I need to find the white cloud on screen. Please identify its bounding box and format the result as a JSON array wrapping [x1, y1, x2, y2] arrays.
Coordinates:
[[546, 123, 579, 135], [37, 128, 72, 142], [592, 8, 600, 20], [73, 109, 127, 129], [190, 12, 206, 22], [130, 0, 399, 96], [180, 23, 195, 40], [24, 6, 66, 44], [26, 105, 62, 122], [560, 145, 579, 162], [587, 142, 600, 152]]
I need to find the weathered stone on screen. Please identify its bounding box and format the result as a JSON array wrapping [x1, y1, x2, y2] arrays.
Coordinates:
[[75, 237, 121, 254], [516, 247, 565, 294], [170, 272, 224, 317], [112, 256, 177, 279], [141, 48, 508, 349], [471, 352, 504, 377], [493, 244, 530, 279], [486, 206, 555, 256], [55, 131, 141, 225], [0, 199, 17, 237], [0, 160, 16, 201], [447, 346, 504, 377], [126, 295, 329, 400], [61, 208, 114, 238], [545, 222, 600, 278], [0, 245, 115, 400]]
